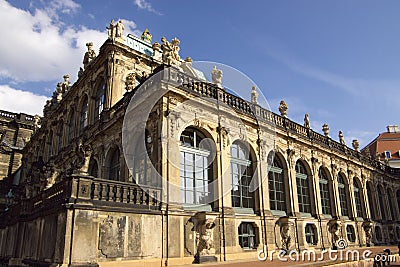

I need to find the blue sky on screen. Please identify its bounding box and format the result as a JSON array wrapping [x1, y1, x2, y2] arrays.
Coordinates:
[[1, 0, 400, 148]]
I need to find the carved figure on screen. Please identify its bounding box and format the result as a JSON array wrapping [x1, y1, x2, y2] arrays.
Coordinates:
[[352, 139, 360, 151], [339, 131, 346, 145], [170, 38, 181, 61], [304, 113, 310, 128], [161, 37, 181, 66], [74, 140, 92, 174], [141, 28, 152, 43], [107, 19, 115, 39], [362, 221, 373, 246], [322, 123, 330, 137], [328, 219, 341, 249], [115, 20, 124, 38], [161, 37, 173, 65], [0, 129, 4, 143], [280, 223, 291, 252], [279, 100, 288, 117], [211, 66, 223, 88], [190, 213, 217, 262], [251, 86, 258, 104], [34, 115, 41, 130], [83, 42, 96, 69], [125, 73, 137, 92]]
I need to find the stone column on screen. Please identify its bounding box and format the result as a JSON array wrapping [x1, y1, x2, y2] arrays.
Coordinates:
[[330, 164, 341, 217], [311, 158, 323, 216], [347, 172, 357, 220], [286, 149, 299, 216]]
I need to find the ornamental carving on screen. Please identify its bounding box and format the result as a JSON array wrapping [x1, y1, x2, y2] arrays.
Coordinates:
[[125, 73, 137, 92], [211, 66, 223, 88], [328, 219, 342, 250], [189, 212, 217, 263], [161, 37, 181, 66], [278, 100, 288, 117]]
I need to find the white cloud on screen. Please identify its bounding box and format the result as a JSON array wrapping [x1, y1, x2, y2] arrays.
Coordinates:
[[0, 1, 139, 84], [134, 0, 162, 15], [0, 85, 48, 116]]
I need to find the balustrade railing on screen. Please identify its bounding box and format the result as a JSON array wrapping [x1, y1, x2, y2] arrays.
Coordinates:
[[89, 178, 161, 208], [160, 66, 400, 178]]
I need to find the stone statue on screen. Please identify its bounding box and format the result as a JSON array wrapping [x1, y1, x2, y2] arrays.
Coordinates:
[[251, 86, 258, 104], [328, 219, 341, 250], [152, 42, 162, 60], [34, 115, 41, 131], [322, 123, 330, 137], [190, 213, 217, 263], [304, 113, 310, 128], [352, 139, 360, 151], [43, 100, 51, 116], [141, 28, 152, 43], [211, 66, 223, 88], [278, 100, 288, 117], [78, 67, 84, 78], [115, 20, 124, 38], [73, 140, 92, 175], [339, 131, 346, 145], [161, 37, 181, 66], [362, 221, 373, 247], [171, 38, 181, 62], [280, 223, 291, 253], [83, 42, 96, 69], [125, 73, 137, 92], [107, 19, 115, 39], [0, 129, 5, 143], [5, 189, 14, 210], [44, 162, 57, 189]]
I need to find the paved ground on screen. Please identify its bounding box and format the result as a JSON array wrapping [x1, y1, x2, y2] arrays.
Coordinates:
[[177, 246, 400, 267]]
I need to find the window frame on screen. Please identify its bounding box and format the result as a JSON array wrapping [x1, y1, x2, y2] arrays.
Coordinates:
[[238, 222, 258, 250], [305, 224, 318, 245], [296, 161, 311, 215], [319, 168, 332, 216], [338, 174, 349, 217], [179, 128, 213, 210], [268, 157, 286, 214], [346, 225, 356, 243], [230, 141, 255, 213]]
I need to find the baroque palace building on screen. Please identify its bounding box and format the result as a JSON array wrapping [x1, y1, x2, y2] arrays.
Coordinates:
[[0, 20, 400, 267]]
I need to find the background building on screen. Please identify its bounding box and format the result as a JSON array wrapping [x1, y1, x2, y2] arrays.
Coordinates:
[[0, 21, 399, 267], [362, 125, 400, 168], [0, 110, 36, 210]]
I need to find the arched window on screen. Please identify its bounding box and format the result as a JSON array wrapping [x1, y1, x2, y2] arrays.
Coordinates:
[[375, 226, 382, 242], [180, 128, 213, 208], [108, 147, 120, 181], [397, 190, 400, 216], [319, 168, 332, 216], [353, 178, 363, 218], [94, 81, 105, 122], [79, 96, 88, 132], [296, 161, 311, 214], [230, 141, 255, 211], [68, 111, 75, 143], [366, 182, 376, 220], [387, 189, 396, 221], [88, 157, 98, 177], [46, 130, 53, 160], [305, 224, 318, 245], [56, 120, 63, 153], [338, 174, 349, 217], [268, 155, 286, 213], [377, 186, 386, 221]]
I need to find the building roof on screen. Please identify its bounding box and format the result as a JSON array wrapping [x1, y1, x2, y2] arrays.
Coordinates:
[[362, 131, 400, 159]]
